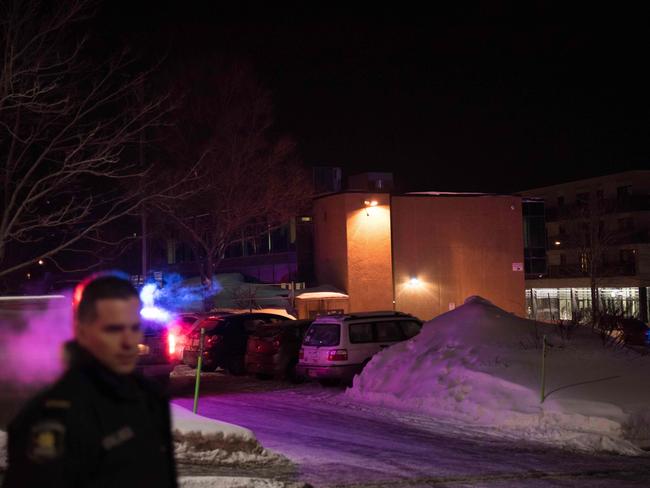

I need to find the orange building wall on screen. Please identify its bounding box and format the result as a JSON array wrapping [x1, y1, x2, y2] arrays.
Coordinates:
[[313, 196, 349, 294], [391, 195, 525, 320], [344, 194, 393, 311], [313, 193, 394, 312]]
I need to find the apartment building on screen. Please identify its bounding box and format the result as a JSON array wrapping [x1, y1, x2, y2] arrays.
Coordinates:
[[521, 170, 650, 322]]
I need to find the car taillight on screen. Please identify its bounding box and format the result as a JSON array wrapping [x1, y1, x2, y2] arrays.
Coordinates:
[[299, 349, 304, 360], [167, 332, 176, 356], [327, 349, 348, 361]]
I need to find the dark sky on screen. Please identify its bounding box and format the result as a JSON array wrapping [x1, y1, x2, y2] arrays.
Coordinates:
[[97, 3, 649, 193]]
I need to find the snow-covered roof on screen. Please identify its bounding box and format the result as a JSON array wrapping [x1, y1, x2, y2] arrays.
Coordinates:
[[296, 285, 349, 300], [405, 191, 516, 197]]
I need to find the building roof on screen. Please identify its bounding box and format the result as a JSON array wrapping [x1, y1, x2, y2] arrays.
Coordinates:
[[519, 170, 650, 195]]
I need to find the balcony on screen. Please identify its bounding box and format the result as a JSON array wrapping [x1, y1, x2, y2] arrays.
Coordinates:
[[546, 195, 650, 222], [547, 229, 649, 249], [547, 262, 636, 279]]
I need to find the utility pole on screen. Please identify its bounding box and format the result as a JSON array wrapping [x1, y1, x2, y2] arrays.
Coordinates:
[[139, 108, 147, 281]]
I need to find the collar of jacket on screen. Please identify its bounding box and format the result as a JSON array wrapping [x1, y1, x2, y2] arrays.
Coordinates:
[[63, 340, 143, 401]]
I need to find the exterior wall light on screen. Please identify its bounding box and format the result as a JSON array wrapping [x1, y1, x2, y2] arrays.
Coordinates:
[[408, 277, 421, 287], [363, 199, 379, 216], [554, 241, 561, 246]]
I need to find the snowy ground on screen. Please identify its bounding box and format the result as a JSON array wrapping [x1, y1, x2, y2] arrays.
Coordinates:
[[4, 370, 650, 486], [172, 403, 287, 466], [347, 296, 650, 456], [171, 379, 650, 487], [179, 477, 306, 488], [0, 430, 6, 471]]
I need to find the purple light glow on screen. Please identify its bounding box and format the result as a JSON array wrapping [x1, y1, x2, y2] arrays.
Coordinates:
[[0, 294, 73, 386], [141, 306, 172, 323], [139, 283, 174, 324]]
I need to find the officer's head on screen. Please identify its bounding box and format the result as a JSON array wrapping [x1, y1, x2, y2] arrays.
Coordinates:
[[73, 273, 142, 375]]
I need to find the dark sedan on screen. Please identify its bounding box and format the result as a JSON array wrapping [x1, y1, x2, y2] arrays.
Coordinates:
[[182, 312, 290, 374], [245, 319, 312, 381]]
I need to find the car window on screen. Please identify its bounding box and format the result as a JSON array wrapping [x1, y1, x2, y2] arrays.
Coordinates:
[[400, 320, 422, 339], [349, 323, 374, 343], [197, 318, 223, 332], [303, 323, 340, 346], [254, 314, 286, 324], [242, 317, 267, 333], [180, 316, 198, 325], [375, 321, 402, 342]]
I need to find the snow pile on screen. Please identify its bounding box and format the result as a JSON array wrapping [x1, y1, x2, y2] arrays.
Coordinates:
[[347, 296, 650, 455], [0, 407, 286, 472], [179, 477, 308, 488], [0, 430, 6, 470], [171, 404, 286, 465]]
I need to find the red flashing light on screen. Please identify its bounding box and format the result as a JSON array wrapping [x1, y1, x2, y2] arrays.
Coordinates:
[[327, 349, 348, 361], [167, 332, 176, 356]]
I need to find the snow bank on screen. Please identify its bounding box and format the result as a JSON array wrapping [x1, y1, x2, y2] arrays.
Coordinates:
[[347, 296, 650, 455], [0, 430, 6, 470], [171, 404, 286, 465], [0, 407, 285, 472], [179, 477, 308, 488]]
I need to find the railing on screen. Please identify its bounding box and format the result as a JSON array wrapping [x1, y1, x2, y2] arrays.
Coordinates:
[[547, 229, 649, 249], [545, 195, 650, 221], [547, 262, 636, 278]]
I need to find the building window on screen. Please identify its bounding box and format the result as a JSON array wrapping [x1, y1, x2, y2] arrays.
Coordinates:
[[580, 252, 589, 273], [576, 192, 590, 206], [620, 249, 635, 264], [560, 254, 567, 265], [557, 196, 565, 207], [558, 225, 566, 235], [617, 185, 631, 200]]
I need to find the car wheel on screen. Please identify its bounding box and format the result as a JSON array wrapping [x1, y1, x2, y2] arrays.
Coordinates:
[[228, 356, 246, 376], [151, 374, 171, 391], [286, 360, 303, 384], [318, 378, 340, 387], [200, 362, 216, 372]]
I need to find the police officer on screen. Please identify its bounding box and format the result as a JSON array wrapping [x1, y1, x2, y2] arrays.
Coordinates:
[[2, 273, 178, 487]]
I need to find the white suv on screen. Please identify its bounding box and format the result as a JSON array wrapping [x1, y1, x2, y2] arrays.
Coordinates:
[[296, 311, 422, 383]]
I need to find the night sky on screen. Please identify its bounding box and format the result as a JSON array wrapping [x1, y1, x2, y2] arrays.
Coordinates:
[[97, 3, 649, 193]]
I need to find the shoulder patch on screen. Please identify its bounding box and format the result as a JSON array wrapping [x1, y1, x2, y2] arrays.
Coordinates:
[[28, 420, 65, 462], [101, 426, 135, 450], [44, 399, 71, 409]]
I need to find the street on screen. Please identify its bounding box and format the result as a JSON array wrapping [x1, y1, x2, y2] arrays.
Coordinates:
[[170, 371, 650, 487]]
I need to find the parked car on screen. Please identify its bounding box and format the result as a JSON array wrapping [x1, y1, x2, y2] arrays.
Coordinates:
[[296, 311, 422, 384], [182, 312, 291, 374], [167, 312, 207, 361], [245, 319, 313, 381], [620, 318, 650, 346], [135, 319, 178, 389]]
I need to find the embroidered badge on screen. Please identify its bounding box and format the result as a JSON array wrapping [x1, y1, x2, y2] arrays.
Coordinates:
[[101, 426, 135, 450], [44, 399, 71, 409], [28, 421, 65, 462]]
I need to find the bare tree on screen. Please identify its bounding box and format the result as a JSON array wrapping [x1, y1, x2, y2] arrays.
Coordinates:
[[0, 0, 195, 278], [568, 194, 616, 327], [152, 62, 312, 287]]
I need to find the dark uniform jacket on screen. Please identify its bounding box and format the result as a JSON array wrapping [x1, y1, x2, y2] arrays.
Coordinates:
[[2, 342, 178, 488]]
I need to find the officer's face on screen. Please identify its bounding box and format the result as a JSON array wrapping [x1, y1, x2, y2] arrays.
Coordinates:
[[77, 297, 143, 375]]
